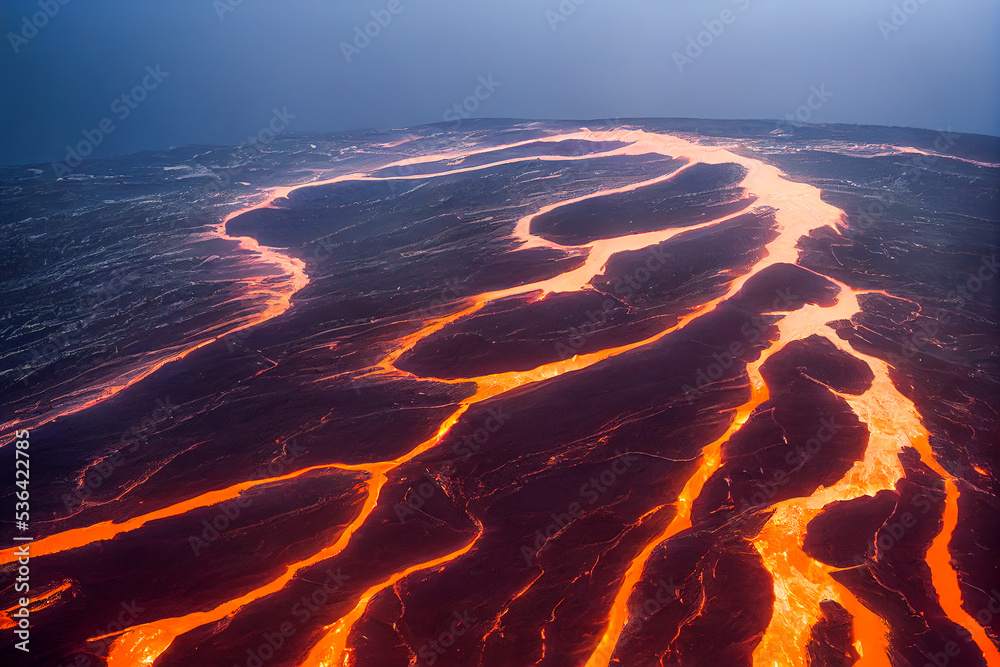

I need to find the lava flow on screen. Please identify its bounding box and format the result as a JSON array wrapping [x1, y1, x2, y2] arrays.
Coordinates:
[[5, 123, 997, 667]]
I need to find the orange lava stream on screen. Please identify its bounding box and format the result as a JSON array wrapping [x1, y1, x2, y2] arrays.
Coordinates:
[[928, 483, 1000, 666], [583, 364, 770, 667], [101, 407, 470, 667], [100, 473, 383, 667], [302, 534, 481, 667], [886, 144, 1000, 169], [746, 285, 896, 666], [752, 280, 1000, 667], [0, 461, 361, 567], [790, 141, 1000, 170], [0, 580, 72, 630]]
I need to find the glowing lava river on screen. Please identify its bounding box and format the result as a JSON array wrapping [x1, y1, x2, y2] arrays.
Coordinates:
[[1, 120, 998, 667]]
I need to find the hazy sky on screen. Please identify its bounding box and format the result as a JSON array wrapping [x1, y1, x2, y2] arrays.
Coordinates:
[[2, 0, 998, 166]]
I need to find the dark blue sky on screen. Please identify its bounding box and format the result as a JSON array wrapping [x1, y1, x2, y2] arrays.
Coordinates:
[[2, 0, 998, 167]]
